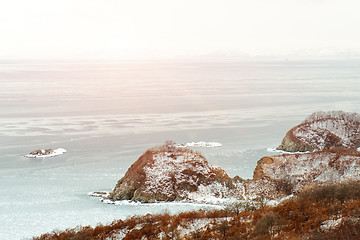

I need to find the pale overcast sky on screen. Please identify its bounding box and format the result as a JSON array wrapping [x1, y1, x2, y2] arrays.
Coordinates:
[[0, 0, 359, 60]]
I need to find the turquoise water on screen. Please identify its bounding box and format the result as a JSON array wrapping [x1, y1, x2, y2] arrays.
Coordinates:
[[1, 60, 360, 239]]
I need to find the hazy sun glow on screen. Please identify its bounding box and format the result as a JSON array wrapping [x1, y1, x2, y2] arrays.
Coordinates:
[[1, 0, 360, 60]]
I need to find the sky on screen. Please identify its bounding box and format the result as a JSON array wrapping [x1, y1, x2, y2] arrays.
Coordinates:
[[1, 0, 360, 60]]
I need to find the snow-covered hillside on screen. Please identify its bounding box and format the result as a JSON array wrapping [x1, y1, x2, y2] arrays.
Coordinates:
[[254, 148, 360, 193], [277, 111, 360, 152]]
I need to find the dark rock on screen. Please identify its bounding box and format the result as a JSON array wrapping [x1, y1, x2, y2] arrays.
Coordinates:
[[29, 149, 53, 156]]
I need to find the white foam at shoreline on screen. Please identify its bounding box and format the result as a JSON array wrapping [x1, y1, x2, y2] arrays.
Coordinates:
[[176, 142, 222, 148], [88, 192, 229, 208], [98, 198, 223, 209], [266, 147, 309, 154], [25, 148, 67, 158]]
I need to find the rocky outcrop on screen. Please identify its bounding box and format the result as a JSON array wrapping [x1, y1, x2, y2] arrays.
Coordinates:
[[108, 144, 231, 203], [253, 148, 360, 194], [30, 149, 54, 156], [25, 148, 67, 158], [253, 157, 275, 179], [105, 135, 360, 204], [277, 111, 360, 152]]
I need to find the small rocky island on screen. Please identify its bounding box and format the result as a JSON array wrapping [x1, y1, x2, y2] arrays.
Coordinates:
[[277, 111, 360, 152], [25, 148, 67, 158]]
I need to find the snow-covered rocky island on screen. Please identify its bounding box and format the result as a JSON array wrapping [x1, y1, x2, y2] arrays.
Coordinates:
[[25, 148, 67, 158]]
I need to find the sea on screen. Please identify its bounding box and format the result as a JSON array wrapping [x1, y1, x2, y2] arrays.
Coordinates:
[[1, 59, 360, 239]]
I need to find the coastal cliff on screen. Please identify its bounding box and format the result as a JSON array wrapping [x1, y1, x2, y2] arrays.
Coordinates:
[[108, 145, 360, 204], [277, 111, 360, 152], [253, 148, 360, 194], [106, 111, 360, 203]]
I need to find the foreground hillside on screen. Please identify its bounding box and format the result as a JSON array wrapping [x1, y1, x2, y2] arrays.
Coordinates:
[[34, 181, 360, 240]]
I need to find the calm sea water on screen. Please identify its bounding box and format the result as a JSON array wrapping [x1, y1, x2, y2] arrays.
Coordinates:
[[1, 60, 360, 239]]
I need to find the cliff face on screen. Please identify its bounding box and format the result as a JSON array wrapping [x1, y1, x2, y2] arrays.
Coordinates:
[[108, 144, 231, 203], [253, 148, 360, 193], [277, 111, 360, 152]]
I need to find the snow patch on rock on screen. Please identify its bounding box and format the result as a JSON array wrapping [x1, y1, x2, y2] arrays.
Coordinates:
[[267, 147, 309, 154], [321, 218, 342, 230]]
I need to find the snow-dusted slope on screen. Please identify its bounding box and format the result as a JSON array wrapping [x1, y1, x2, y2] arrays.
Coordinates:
[[254, 148, 360, 192], [277, 111, 360, 152], [108, 144, 231, 203]]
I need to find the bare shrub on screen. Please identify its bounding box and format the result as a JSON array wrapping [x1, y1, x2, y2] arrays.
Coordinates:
[[218, 220, 229, 236], [310, 219, 360, 240], [298, 180, 360, 203], [254, 211, 278, 236], [190, 230, 203, 239], [275, 177, 295, 195], [225, 201, 256, 215]]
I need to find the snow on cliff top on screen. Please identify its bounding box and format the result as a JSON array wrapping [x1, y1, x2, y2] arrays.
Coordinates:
[[296, 111, 360, 148], [257, 149, 360, 192], [280, 111, 360, 151], [108, 144, 231, 203], [25, 148, 67, 158]]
